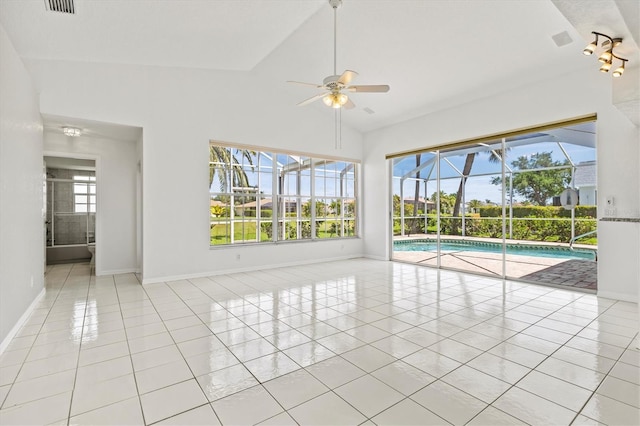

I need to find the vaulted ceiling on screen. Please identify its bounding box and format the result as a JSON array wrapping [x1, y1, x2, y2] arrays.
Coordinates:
[[1, 0, 637, 134]]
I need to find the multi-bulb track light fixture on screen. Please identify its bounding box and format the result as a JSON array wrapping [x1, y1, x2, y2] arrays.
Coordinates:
[[583, 31, 628, 77]]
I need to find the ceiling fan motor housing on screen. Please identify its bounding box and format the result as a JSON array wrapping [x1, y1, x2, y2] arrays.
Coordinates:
[[323, 75, 344, 90]]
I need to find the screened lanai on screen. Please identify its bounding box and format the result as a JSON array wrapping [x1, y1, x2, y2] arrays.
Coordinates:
[[392, 120, 598, 290], [209, 144, 357, 245]]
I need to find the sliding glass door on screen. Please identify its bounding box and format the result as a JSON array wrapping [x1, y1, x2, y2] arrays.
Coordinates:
[[391, 120, 598, 290]]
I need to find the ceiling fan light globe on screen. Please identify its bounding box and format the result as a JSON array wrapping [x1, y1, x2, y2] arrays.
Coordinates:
[[599, 62, 612, 72], [583, 43, 596, 55], [598, 51, 612, 63], [612, 66, 624, 77], [323, 93, 348, 108]]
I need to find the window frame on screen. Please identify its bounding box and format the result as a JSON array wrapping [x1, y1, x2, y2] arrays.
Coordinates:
[[73, 175, 96, 213], [209, 143, 359, 247]]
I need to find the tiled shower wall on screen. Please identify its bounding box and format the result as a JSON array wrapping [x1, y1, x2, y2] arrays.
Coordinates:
[[46, 168, 95, 246]]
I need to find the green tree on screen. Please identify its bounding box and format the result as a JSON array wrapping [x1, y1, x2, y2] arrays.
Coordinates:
[[392, 194, 401, 216], [468, 199, 483, 213], [410, 154, 422, 234], [491, 152, 570, 206], [210, 205, 227, 217], [209, 147, 254, 192], [330, 199, 341, 215], [430, 191, 456, 215], [302, 200, 327, 218], [344, 201, 355, 217]]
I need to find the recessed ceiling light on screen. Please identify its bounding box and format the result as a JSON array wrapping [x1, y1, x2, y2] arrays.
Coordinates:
[[63, 127, 81, 137]]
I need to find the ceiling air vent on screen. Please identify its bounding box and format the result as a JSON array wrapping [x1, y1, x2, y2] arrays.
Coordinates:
[[45, 0, 75, 14]]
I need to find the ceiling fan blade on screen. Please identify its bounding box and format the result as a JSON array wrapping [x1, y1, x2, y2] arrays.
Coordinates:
[[287, 80, 323, 89], [338, 70, 358, 85], [343, 98, 356, 110], [347, 84, 390, 93], [297, 92, 328, 107]]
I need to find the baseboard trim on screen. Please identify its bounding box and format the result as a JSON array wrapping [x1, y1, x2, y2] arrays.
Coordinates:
[[363, 254, 388, 261], [0, 288, 46, 356], [97, 268, 139, 276], [141, 254, 364, 285], [596, 290, 638, 303]]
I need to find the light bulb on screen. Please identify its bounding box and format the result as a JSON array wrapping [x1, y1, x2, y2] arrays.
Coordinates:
[[63, 127, 81, 137], [612, 64, 625, 77], [599, 62, 612, 73], [583, 42, 596, 55], [598, 50, 612, 63], [323, 93, 348, 108]]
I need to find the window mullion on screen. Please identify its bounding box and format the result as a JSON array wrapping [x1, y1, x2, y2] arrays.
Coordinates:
[[256, 154, 261, 243], [311, 160, 316, 240], [272, 154, 278, 243]]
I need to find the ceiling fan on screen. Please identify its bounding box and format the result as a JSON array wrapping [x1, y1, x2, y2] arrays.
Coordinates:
[[287, 0, 390, 112]]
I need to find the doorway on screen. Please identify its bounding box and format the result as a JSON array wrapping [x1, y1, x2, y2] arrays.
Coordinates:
[[44, 156, 96, 265]]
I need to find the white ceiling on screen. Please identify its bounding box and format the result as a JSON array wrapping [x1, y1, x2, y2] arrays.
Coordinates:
[[0, 0, 326, 70], [1, 0, 636, 135]]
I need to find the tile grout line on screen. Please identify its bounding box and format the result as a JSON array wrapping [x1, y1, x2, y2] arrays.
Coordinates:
[[66, 264, 104, 423], [113, 272, 149, 426], [0, 263, 73, 416]]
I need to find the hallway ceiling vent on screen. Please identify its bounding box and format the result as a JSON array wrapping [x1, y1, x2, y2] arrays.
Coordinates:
[[45, 0, 75, 14]]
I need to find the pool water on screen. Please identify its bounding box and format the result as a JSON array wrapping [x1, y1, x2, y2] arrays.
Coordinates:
[[394, 239, 596, 261]]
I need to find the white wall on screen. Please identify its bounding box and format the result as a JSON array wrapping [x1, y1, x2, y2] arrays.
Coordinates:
[[595, 105, 640, 301], [0, 25, 44, 344], [363, 68, 639, 302], [25, 60, 364, 283], [44, 133, 138, 275]]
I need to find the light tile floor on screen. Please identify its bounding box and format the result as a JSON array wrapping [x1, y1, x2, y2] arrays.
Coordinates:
[[0, 259, 638, 425]]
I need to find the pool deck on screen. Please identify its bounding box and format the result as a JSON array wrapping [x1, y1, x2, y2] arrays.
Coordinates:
[[393, 234, 597, 291]]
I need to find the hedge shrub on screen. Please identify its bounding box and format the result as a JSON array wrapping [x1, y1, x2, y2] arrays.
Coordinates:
[[394, 206, 597, 244]]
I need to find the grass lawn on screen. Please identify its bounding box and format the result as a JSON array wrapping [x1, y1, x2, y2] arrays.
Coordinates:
[[210, 222, 268, 245], [210, 218, 354, 245]]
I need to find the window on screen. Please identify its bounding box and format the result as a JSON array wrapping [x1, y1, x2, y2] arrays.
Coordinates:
[[209, 144, 358, 246], [73, 175, 96, 213]]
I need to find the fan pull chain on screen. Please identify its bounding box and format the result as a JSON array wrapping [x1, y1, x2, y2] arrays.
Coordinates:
[[334, 108, 342, 150]]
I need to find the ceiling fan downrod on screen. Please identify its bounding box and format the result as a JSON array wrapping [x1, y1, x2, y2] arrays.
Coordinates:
[[329, 0, 342, 76]]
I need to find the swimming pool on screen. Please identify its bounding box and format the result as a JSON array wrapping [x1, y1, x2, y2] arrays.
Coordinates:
[[394, 239, 597, 261]]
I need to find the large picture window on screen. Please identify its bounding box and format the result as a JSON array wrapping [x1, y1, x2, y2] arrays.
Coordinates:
[[209, 144, 358, 246]]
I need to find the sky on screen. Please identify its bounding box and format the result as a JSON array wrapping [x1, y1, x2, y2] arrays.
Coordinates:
[[210, 131, 596, 206], [392, 138, 596, 204]]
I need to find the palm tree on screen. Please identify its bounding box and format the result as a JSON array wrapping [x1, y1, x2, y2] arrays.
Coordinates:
[[451, 148, 506, 228], [410, 154, 421, 234], [468, 199, 483, 213], [209, 146, 254, 192]]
